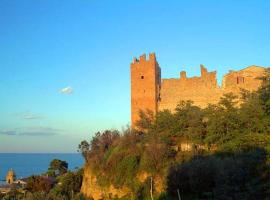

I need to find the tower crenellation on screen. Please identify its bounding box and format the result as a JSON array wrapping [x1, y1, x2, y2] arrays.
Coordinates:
[[139, 54, 146, 62], [149, 52, 156, 61], [180, 71, 187, 79], [132, 53, 157, 64], [200, 64, 208, 78]]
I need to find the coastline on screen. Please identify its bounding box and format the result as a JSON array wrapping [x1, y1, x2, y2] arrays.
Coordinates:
[[0, 153, 84, 182]]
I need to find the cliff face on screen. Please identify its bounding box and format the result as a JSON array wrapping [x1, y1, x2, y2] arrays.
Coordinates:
[[81, 164, 129, 200], [81, 164, 165, 200]]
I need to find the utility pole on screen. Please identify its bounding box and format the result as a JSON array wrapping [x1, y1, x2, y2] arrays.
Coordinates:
[[150, 177, 154, 200], [177, 188, 182, 200]]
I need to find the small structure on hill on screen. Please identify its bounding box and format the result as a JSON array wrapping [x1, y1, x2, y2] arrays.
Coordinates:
[[14, 178, 27, 187], [6, 169, 16, 184]]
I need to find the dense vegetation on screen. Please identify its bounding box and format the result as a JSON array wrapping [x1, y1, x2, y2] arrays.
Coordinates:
[[78, 69, 270, 199]]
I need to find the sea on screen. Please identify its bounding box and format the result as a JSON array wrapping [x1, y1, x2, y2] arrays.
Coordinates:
[[0, 153, 84, 185]]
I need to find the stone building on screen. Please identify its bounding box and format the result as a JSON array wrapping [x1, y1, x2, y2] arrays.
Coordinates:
[[131, 53, 267, 128], [6, 169, 16, 184]]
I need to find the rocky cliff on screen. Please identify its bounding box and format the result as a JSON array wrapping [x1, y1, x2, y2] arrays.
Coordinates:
[[81, 164, 165, 200], [81, 164, 130, 200]]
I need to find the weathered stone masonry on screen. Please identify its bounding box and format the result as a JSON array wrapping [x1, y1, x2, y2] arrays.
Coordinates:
[[131, 53, 266, 127]]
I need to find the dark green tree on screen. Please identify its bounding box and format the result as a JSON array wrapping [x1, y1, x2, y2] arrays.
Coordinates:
[[78, 140, 90, 161], [48, 159, 68, 177], [258, 68, 270, 115], [50, 169, 83, 199]]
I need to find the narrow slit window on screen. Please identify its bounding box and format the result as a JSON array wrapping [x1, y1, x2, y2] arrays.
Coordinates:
[[237, 76, 244, 84]]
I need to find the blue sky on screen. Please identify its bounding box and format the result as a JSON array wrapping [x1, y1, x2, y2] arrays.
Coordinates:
[[0, 0, 270, 153]]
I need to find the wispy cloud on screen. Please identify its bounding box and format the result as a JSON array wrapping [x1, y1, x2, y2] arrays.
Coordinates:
[[60, 86, 73, 95], [19, 132, 57, 136], [0, 130, 16, 136], [0, 127, 62, 136], [20, 112, 43, 120], [14, 112, 43, 120]]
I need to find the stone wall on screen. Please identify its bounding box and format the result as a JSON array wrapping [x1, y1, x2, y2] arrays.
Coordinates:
[[158, 65, 266, 111], [159, 65, 223, 110], [222, 66, 266, 93]]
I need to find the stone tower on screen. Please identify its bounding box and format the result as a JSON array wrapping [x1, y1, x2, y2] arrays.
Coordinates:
[[6, 169, 16, 184], [130, 53, 161, 128]]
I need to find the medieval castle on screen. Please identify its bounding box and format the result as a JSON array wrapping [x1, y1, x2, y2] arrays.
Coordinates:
[[131, 53, 266, 127]]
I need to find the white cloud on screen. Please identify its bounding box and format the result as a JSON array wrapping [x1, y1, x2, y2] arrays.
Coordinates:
[[60, 86, 73, 95]]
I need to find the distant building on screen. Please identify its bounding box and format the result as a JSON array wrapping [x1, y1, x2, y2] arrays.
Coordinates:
[[0, 170, 29, 194], [14, 178, 27, 187], [131, 53, 267, 128], [6, 169, 16, 184]]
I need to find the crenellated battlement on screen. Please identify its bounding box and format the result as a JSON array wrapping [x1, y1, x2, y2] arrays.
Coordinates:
[[177, 65, 217, 87], [132, 53, 157, 64], [200, 64, 208, 77], [180, 71, 187, 79]]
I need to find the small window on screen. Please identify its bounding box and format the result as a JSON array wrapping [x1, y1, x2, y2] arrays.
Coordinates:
[[237, 76, 244, 84], [141, 75, 144, 79]]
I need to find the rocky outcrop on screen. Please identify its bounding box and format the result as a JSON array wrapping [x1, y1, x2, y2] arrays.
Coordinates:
[[81, 164, 129, 200], [81, 165, 166, 200]]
